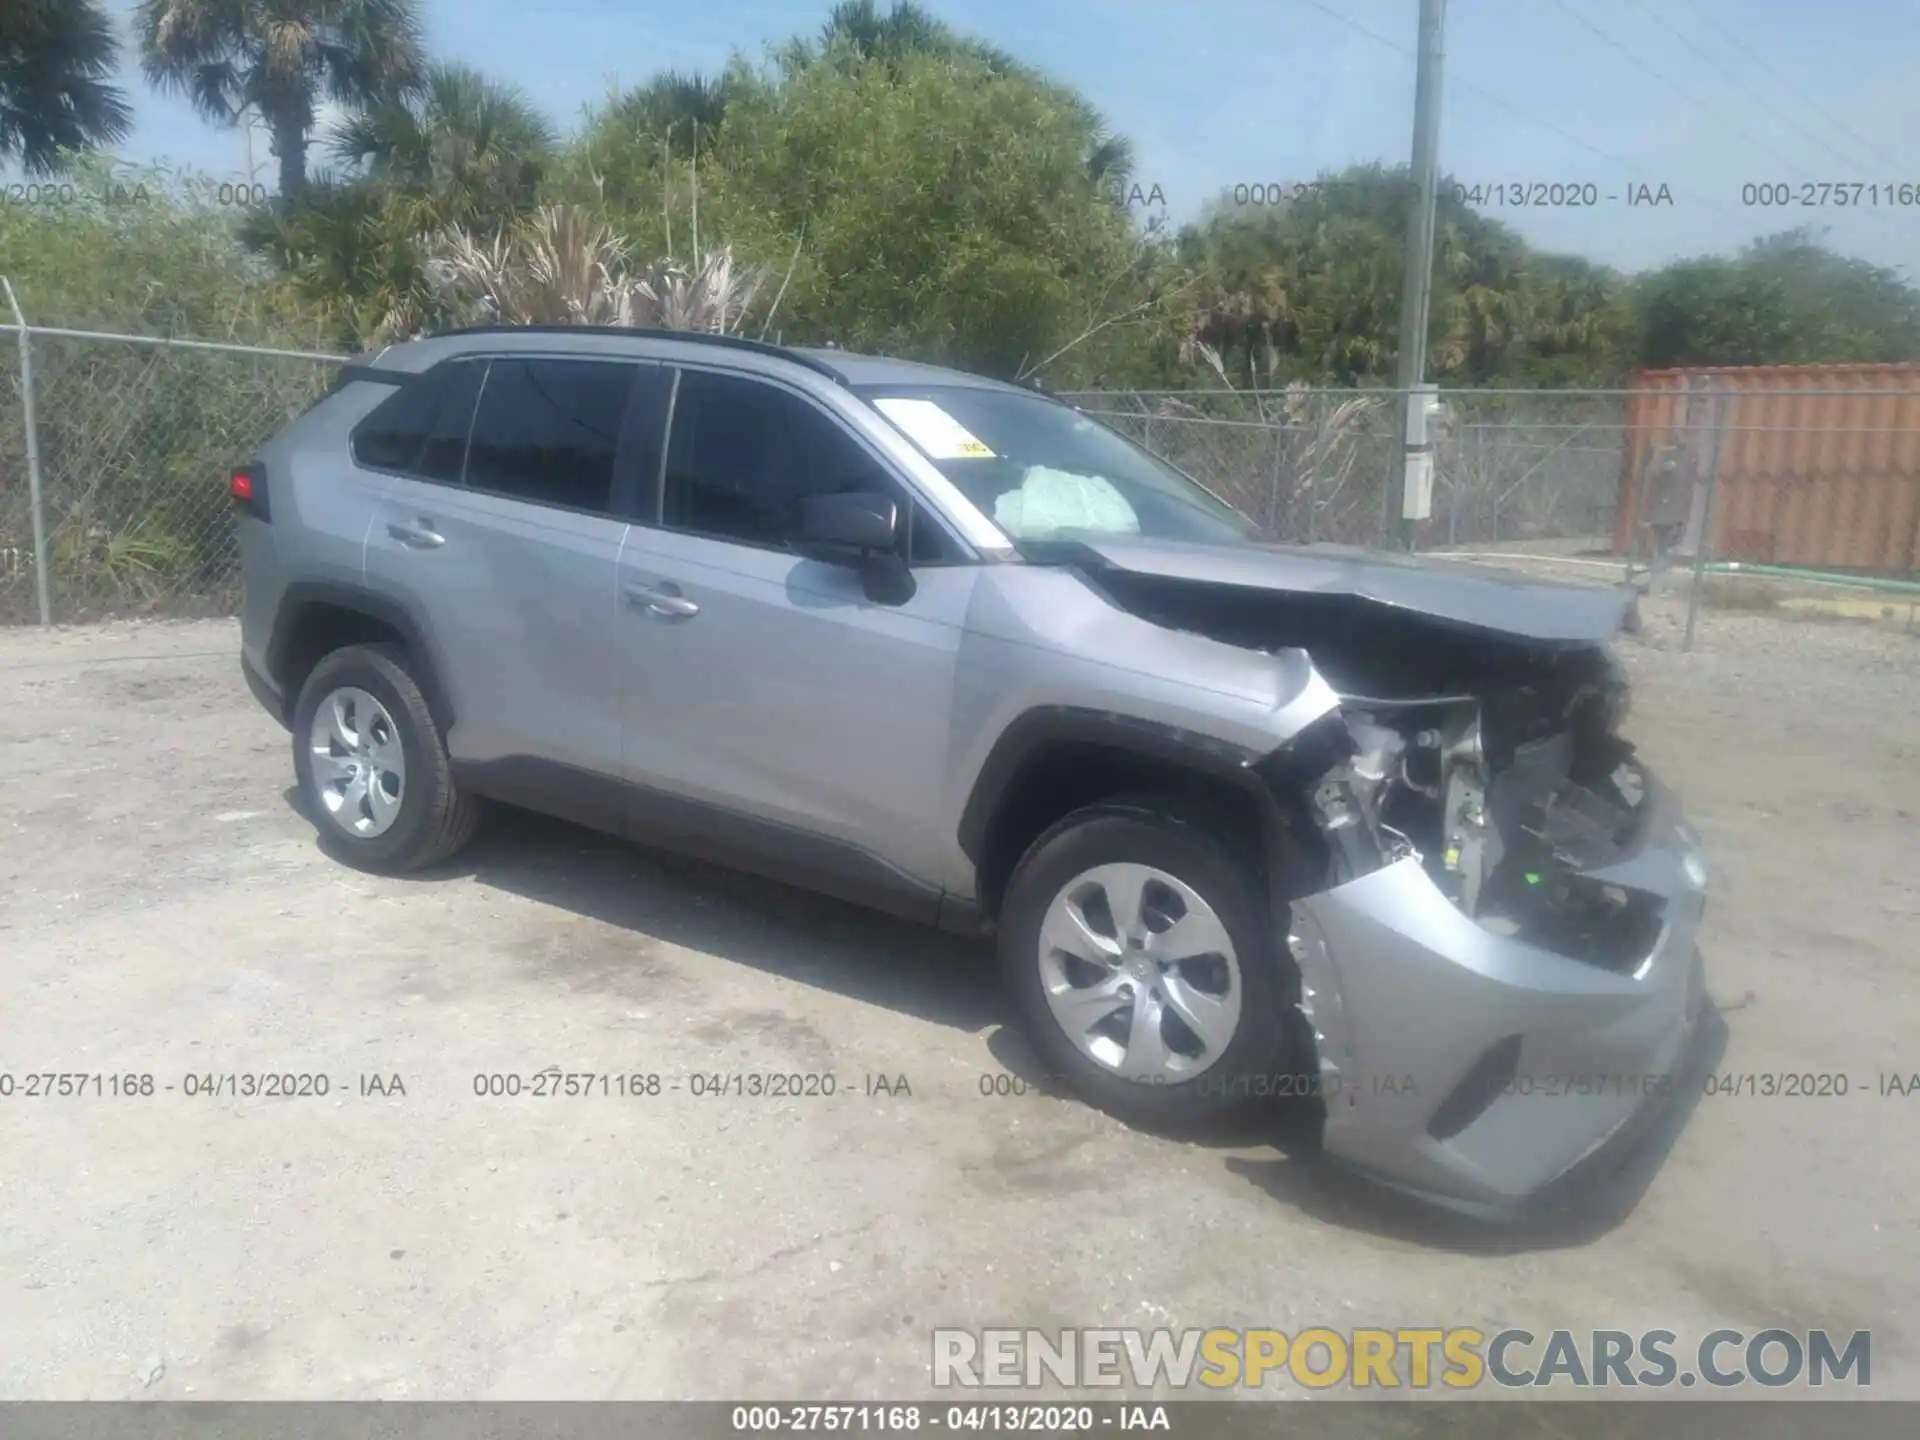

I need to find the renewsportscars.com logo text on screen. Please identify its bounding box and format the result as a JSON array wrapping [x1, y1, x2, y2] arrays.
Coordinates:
[[931, 1327, 1871, 1391]]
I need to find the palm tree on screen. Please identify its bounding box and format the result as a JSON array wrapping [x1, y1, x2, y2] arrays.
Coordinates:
[[0, 0, 132, 174], [326, 61, 555, 229], [238, 175, 430, 341], [597, 68, 738, 161], [817, 0, 1021, 75], [821, 0, 942, 56], [132, 0, 426, 196]]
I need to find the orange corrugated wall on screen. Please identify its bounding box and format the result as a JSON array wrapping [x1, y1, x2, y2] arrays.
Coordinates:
[[1613, 363, 1920, 574]]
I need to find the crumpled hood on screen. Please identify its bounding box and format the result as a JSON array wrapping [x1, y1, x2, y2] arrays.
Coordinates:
[[1068, 536, 1638, 643]]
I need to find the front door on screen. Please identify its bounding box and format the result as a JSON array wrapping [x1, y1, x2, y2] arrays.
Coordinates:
[[615, 366, 978, 905]]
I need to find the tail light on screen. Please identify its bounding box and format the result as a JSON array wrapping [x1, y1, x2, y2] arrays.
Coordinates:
[[230, 463, 269, 521]]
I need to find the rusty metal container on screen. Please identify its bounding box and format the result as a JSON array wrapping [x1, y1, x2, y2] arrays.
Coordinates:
[[1614, 363, 1920, 574]]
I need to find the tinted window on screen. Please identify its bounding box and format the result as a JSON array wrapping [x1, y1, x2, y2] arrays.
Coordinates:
[[903, 495, 961, 563], [662, 370, 955, 559], [351, 368, 450, 472], [617, 364, 675, 522], [415, 361, 485, 483], [464, 359, 635, 513], [349, 362, 485, 479]]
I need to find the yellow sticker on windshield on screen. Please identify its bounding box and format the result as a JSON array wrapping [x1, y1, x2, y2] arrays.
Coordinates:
[[875, 398, 997, 459]]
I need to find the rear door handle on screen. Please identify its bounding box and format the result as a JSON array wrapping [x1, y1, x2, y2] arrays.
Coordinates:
[[387, 519, 446, 549], [624, 582, 700, 619]]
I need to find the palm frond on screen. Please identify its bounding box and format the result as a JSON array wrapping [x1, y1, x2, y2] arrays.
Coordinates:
[[424, 204, 769, 334], [0, 0, 134, 173], [134, 0, 427, 189]]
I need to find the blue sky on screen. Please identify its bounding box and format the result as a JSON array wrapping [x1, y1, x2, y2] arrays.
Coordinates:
[[87, 0, 1920, 279]]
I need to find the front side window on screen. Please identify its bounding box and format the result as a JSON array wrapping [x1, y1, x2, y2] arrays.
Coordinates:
[[858, 385, 1259, 546], [661, 369, 957, 561], [464, 358, 636, 514]]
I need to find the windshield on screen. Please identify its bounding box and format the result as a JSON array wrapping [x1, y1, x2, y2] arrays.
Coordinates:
[[857, 384, 1260, 545]]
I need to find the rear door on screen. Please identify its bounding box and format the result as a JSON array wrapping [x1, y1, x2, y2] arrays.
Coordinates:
[[362, 355, 670, 804]]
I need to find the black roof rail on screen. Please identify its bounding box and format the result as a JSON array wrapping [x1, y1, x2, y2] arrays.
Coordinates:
[[421, 324, 849, 385]]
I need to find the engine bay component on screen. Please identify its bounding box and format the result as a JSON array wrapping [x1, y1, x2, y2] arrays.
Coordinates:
[[1076, 552, 1664, 972], [1436, 710, 1497, 915], [1323, 680, 1657, 971]]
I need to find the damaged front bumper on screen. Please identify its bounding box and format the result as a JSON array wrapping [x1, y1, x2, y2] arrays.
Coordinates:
[[1286, 763, 1712, 1218]]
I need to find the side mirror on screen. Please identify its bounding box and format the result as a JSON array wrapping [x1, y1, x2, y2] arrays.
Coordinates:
[[798, 491, 898, 553], [795, 491, 915, 604]]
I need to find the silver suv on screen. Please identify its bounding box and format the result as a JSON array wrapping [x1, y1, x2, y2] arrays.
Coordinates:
[[236, 326, 1713, 1218]]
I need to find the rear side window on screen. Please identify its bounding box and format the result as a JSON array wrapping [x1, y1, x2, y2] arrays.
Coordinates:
[[349, 361, 483, 479], [352, 370, 447, 472], [465, 359, 635, 514], [415, 362, 485, 482]]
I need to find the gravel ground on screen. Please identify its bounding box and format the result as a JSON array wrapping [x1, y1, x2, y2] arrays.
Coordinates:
[[0, 607, 1916, 1402]]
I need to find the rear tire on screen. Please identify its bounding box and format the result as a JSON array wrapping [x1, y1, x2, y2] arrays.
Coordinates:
[[290, 643, 479, 873], [998, 797, 1296, 1128]]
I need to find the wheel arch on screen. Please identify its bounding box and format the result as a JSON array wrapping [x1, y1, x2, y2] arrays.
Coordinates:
[[268, 582, 457, 736], [958, 706, 1342, 927]]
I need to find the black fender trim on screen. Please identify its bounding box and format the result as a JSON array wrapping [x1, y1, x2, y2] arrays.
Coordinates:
[[956, 706, 1352, 929], [266, 581, 458, 734], [958, 707, 1268, 867]]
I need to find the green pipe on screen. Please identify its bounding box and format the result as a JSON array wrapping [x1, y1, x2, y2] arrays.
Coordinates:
[[1704, 561, 1920, 597]]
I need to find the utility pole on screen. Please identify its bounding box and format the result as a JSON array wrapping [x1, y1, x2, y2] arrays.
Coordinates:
[[1393, 0, 1448, 549]]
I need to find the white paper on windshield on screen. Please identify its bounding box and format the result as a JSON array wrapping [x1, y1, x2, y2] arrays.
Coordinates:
[[874, 398, 997, 459]]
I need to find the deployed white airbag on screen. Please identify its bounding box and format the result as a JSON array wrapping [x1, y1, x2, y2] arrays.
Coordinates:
[[992, 466, 1140, 538]]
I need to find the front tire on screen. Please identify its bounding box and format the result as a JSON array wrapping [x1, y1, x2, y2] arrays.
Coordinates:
[[998, 798, 1296, 1127], [290, 643, 479, 873]]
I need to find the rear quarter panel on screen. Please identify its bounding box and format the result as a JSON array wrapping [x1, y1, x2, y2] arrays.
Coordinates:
[[243, 383, 396, 684]]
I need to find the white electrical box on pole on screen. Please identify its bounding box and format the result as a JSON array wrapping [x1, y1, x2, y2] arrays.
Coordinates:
[[1403, 383, 1440, 520], [1394, 0, 1449, 538]]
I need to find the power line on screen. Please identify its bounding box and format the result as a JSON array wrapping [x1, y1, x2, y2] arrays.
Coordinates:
[[1545, 0, 1844, 182], [1284, 0, 1911, 265], [1672, 0, 1914, 177], [1544, 0, 1913, 245], [1283, 0, 1415, 55], [1285, 0, 1662, 179], [1610, 0, 1886, 176], [1282, 0, 1752, 227]]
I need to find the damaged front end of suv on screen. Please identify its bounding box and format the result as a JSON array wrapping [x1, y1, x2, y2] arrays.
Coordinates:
[[1083, 541, 1716, 1217]]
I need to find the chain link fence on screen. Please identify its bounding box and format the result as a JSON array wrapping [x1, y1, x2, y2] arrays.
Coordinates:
[[1, 314, 343, 624], [1059, 387, 1628, 553], [6, 322, 1917, 631]]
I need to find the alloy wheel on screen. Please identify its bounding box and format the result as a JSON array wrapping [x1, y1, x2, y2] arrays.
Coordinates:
[[1036, 862, 1244, 1083], [306, 686, 407, 839]]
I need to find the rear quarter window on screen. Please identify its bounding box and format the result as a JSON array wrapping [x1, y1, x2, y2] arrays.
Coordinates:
[[349, 362, 485, 480]]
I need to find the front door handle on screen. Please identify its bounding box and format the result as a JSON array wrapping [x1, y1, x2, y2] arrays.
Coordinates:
[[387, 519, 446, 549], [624, 582, 700, 619]]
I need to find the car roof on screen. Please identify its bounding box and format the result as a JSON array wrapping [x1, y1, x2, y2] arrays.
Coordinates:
[[355, 327, 1030, 395], [788, 347, 1025, 392]]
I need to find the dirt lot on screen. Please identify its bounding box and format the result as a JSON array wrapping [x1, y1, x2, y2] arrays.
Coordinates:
[[1, 601, 1916, 1401]]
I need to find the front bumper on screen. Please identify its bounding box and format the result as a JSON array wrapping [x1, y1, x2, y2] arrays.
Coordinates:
[[1288, 765, 1712, 1217]]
